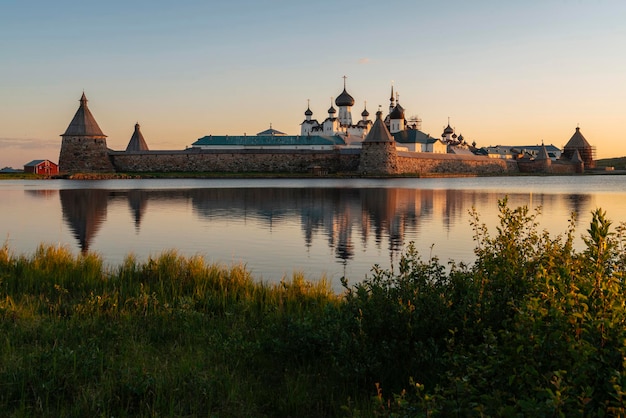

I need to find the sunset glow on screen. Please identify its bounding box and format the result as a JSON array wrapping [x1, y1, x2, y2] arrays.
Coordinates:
[[1, 1, 625, 168]]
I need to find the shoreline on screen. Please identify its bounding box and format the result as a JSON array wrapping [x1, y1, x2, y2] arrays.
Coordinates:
[[1, 167, 625, 180]]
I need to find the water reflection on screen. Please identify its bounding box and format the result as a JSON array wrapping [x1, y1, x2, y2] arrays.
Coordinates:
[[127, 189, 149, 230], [59, 189, 109, 253], [566, 194, 591, 218], [55, 187, 596, 267]]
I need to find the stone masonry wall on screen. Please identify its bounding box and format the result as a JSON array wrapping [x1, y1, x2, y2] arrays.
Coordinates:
[[111, 149, 360, 173], [517, 160, 580, 174], [59, 136, 115, 173], [359, 141, 398, 175], [109, 148, 519, 176], [396, 152, 519, 175]]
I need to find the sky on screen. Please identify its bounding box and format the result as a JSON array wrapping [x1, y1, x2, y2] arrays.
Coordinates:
[[1, 0, 625, 168]]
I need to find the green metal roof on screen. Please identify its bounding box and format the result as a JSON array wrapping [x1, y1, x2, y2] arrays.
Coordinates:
[[393, 129, 438, 144], [192, 135, 346, 147]]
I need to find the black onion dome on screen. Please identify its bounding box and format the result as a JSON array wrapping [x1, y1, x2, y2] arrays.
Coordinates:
[[328, 105, 336, 114], [304, 107, 313, 116], [389, 104, 405, 120], [443, 124, 454, 134], [361, 107, 369, 117], [335, 88, 355, 107]]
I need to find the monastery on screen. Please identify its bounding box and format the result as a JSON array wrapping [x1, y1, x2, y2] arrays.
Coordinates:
[[191, 80, 449, 153], [57, 82, 593, 176]]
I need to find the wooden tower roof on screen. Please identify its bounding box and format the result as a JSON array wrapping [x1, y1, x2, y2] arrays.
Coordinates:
[[363, 110, 394, 143], [564, 127, 591, 149], [62, 93, 106, 137], [125, 123, 149, 152]]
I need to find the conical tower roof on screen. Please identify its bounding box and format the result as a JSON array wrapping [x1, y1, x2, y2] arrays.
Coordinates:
[[564, 127, 591, 149], [536, 143, 550, 160], [363, 110, 394, 143], [62, 93, 106, 137], [570, 148, 583, 163], [125, 123, 149, 152]]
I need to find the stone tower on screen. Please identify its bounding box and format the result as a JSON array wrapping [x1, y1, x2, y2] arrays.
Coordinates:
[[563, 126, 595, 168], [359, 109, 398, 175], [535, 143, 552, 173], [59, 93, 114, 173]]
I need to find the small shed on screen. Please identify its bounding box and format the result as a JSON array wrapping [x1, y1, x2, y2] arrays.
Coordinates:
[[24, 159, 59, 175]]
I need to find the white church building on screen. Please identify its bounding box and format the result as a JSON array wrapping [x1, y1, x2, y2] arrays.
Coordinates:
[[194, 78, 462, 155]]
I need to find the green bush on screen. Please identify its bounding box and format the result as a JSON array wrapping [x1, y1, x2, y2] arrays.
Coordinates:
[[358, 202, 626, 417]]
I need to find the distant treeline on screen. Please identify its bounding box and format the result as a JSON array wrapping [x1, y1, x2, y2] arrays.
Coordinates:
[[596, 156, 626, 169]]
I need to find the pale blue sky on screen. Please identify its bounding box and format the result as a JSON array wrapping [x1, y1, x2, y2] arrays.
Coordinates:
[[1, 0, 625, 167]]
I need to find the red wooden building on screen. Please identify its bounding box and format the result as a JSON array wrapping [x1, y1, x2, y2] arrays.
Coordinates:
[[24, 160, 59, 175]]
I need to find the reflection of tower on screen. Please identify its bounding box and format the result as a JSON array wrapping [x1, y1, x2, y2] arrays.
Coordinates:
[[60, 189, 109, 253], [566, 194, 591, 220], [335, 212, 354, 264], [25, 190, 57, 199], [388, 213, 404, 254], [362, 188, 396, 248], [127, 190, 149, 232]]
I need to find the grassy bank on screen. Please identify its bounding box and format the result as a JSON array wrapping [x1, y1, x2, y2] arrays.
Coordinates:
[[2, 200, 626, 416], [0, 173, 45, 180]]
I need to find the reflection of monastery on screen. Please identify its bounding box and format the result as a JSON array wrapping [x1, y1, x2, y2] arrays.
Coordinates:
[[56, 187, 592, 267], [54, 187, 591, 265], [58, 82, 595, 176]]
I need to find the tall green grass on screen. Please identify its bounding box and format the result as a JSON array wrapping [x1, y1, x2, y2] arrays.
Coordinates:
[[0, 242, 348, 417]]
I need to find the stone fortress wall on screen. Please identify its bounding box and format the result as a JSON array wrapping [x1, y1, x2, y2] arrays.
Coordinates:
[[109, 149, 361, 174], [396, 152, 518, 175], [108, 148, 519, 176]]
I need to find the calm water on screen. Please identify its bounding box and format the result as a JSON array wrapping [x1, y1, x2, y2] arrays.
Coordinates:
[[1, 176, 625, 291]]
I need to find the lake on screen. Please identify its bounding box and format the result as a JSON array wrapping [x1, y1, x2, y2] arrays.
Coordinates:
[[1, 176, 624, 291]]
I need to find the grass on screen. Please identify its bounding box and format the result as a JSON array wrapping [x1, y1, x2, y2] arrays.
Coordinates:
[[0, 243, 353, 417], [0, 173, 44, 180]]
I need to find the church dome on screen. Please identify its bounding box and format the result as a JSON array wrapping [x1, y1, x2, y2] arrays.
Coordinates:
[[389, 104, 405, 120], [328, 105, 336, 114], [361, 106, 369, 117], [443, 124, 454, 134], [335, 88, 355, 107], [304, 106, 313, 116]]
